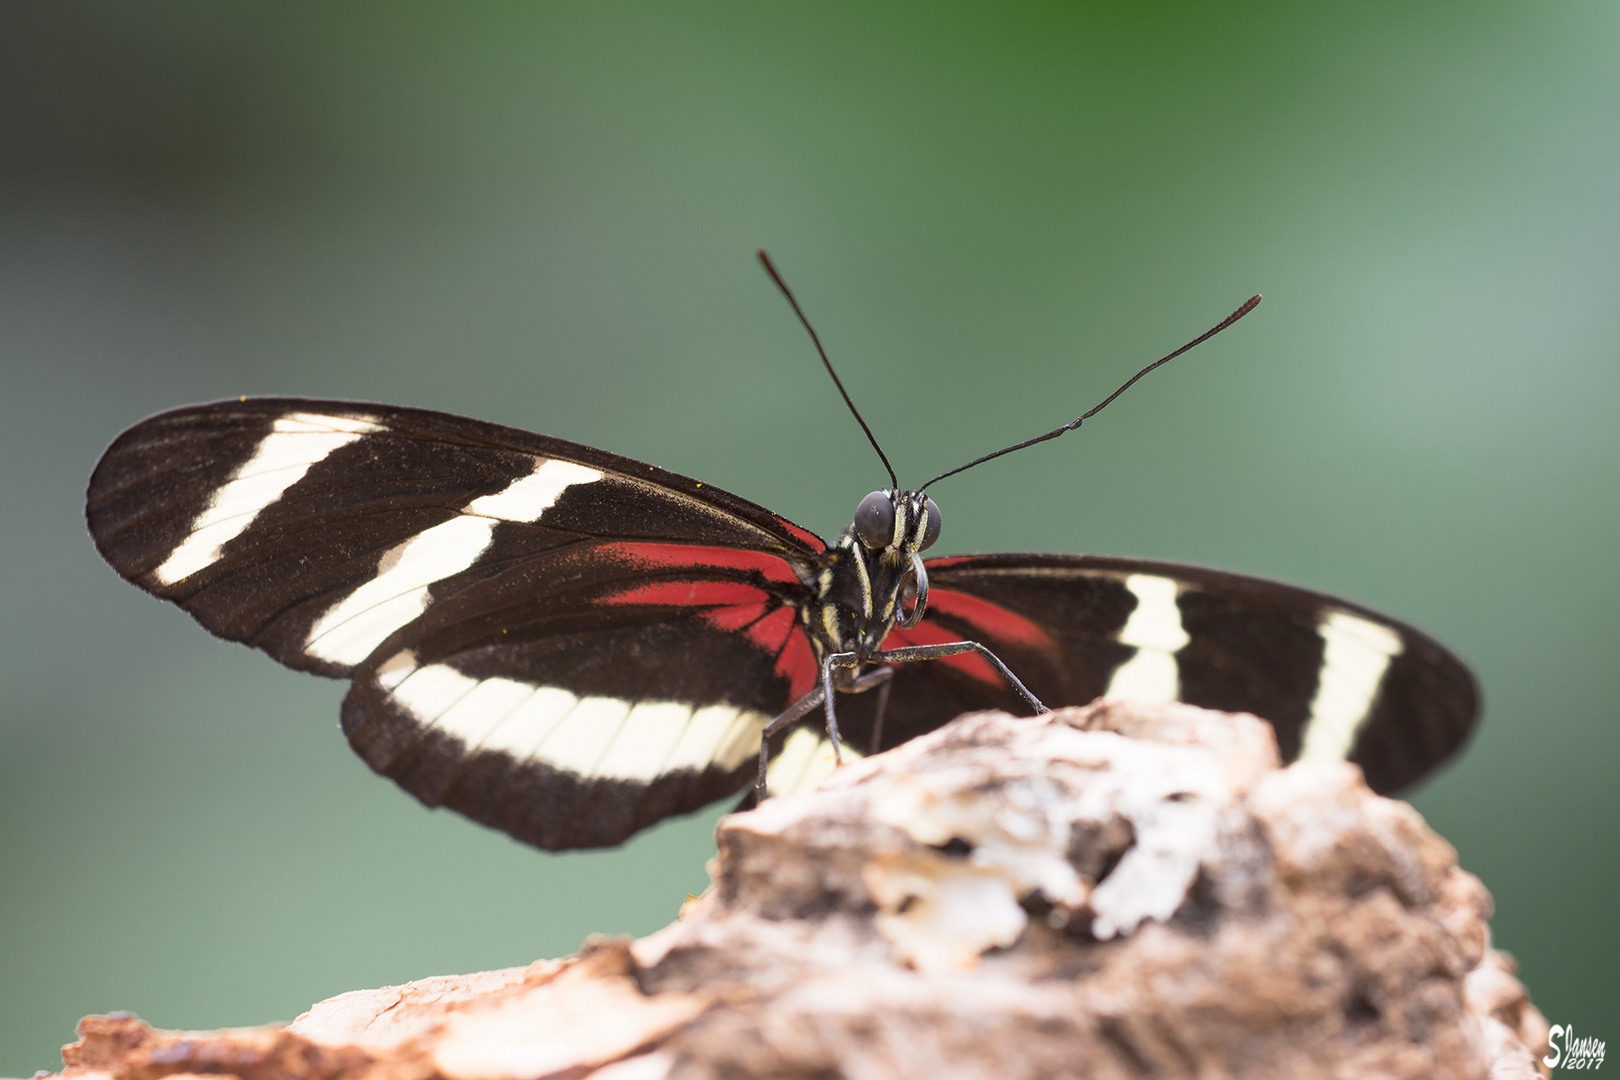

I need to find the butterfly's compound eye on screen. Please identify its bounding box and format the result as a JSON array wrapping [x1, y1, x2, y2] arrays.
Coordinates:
[[854, 490, 895, 548], [919, 497, 942, 550]]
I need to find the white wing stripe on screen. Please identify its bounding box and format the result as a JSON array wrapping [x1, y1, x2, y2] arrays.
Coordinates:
[[712, 708, 770, 772], [155, 412, 381, 584], [1105, 574, 1189, 704], [384, 664, 770, 781], [490, 686, 581, 760], [304, 516, 496, 665], [531, 696, 632, 777], [765, 728, 860, 796], [433, 677, 538, 748], [303, 458, 603, 666], [664, 705, 747, 773], [466, 459, 603, 521], [594, 701, 695, 781], [1299, 609, 1404, 763], [390, 662, 481, 725]]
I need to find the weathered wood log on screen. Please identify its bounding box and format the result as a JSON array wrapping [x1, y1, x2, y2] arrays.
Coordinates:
[[47, 702, 1548, 1080]]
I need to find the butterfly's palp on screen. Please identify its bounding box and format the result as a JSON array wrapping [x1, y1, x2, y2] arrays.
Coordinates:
[[897, 551, 929, 629]]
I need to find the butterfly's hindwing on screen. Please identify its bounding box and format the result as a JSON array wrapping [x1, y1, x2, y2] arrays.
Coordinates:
[[341, 540, 820, 849], [903, 554, 1477, 794]]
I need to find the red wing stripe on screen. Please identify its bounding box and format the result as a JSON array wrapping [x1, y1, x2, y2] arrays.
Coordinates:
[[770, 616, 817, 700], [705, 601, 771, 633], [601, 579, 768, 608], [743, 604, 794, 656], [596, 557, 814, 697], [924, 588, 1055, 653], [882, 620, 1001, 685], [609, 542, 803, 584], [773, 517, 826, 554]]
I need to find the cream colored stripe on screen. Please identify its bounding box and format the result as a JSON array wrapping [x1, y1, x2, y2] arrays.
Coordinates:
[[1298, 610, 1403, 763], [303, 458, 603, 666], [1104, 574, 1189, 704], [386, 661, 775, 781], [155, 412, 381, 584], [593, 701, 694, 781], [765, 728, 861, 796]]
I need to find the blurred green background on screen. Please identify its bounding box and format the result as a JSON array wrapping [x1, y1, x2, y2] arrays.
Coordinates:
[[3, 1, 1616, 1070]]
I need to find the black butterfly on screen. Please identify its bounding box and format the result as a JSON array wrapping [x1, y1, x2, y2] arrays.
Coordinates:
[[84, 254, 1477, 851]]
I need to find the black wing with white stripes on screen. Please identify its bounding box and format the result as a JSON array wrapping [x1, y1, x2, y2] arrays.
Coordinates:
[[840, 553, 1478, 796], [87, 398, 826, 848], [87, 398, 823, 670]]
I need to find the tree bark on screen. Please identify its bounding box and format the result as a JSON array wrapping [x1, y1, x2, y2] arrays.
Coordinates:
[[48, 702, 1549, 1080]]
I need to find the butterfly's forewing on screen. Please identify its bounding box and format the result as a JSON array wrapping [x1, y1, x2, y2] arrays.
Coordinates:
[[86, 398, 828, 849], [871, 553, 1477, 794], [86, 399, 823, 676]]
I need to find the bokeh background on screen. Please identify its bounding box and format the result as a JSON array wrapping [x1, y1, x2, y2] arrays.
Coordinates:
[[4, 1, 1617, 1070]]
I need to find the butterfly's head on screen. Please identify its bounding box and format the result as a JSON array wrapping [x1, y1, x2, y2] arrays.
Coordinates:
[[841, 488, 940, 639], [851, 488, 941, 559]]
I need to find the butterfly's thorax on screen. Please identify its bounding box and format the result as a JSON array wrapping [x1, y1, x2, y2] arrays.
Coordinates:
[[800, 489, 936, 681]]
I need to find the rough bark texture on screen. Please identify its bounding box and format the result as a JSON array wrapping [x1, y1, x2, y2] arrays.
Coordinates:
[[42, 702, 1548, 1080]]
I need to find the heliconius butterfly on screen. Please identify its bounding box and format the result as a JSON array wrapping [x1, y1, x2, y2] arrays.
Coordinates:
[[85, 253, 1477, 851]]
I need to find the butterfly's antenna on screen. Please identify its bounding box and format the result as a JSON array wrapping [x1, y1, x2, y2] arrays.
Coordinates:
[[923, 294, 1263, 489], [759, 249, 898, 488]]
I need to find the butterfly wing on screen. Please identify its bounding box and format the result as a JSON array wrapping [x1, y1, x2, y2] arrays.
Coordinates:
[[863, 552, 1477, 795], [86, 398, 823, 674], [341, 540, 822, 849], [86, 399, 1478, 848], [87, 398, 826, 848]]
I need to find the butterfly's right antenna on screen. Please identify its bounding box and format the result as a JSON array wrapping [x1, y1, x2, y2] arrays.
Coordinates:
[[923, 294, 1262, 488], [758, 250, 898, 489]]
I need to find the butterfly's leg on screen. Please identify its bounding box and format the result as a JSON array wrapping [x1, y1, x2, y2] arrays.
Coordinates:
[[843, 665, 895, 753], [758, 683, 826, 801], [756, 653, 873, 801], [822, 663, 900, 757], [820, 651, 861, 766], [874, 640, 1048, 714]]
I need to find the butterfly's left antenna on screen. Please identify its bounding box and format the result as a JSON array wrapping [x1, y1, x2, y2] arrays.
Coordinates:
[[758, 250, 898, 489]]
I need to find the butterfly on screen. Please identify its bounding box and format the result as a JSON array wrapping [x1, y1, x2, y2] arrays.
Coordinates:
[[84, 253, 1477, 851]]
